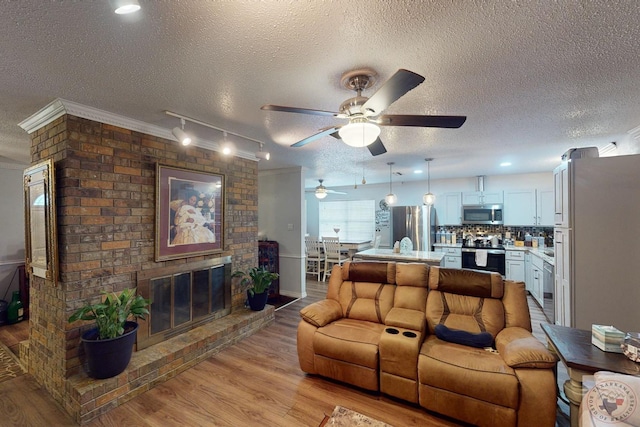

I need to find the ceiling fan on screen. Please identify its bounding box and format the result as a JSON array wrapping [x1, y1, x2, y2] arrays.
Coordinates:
[[306, 179, 347, 199], [261, 68, 466, 156]]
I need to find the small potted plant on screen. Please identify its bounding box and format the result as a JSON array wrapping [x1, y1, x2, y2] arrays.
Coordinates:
[[232, 266, 279, 311], [68, 288, 150, 379]]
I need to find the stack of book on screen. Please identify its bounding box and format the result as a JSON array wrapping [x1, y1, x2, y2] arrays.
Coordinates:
[[592, 324, 624, 353]]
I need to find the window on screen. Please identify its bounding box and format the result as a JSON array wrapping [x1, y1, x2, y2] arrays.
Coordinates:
[[319, 200, 375, 242]]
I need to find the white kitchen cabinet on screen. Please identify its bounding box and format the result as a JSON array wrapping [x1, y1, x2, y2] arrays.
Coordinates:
[[505, 250, 525, 282], [554, 228, 570, 326], [553, 162, 569, 227], [530, 253, 544, 307], [524, 251, 532, 293], [462, 191, 503, 205], [433, 246, 462, 269], [436, 192, 462, 225], [504, 188, 555, 226]]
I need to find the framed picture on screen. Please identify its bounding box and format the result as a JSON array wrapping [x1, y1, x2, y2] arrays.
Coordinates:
[[23, 158, 58, 285], [155, 164, 225, 261]]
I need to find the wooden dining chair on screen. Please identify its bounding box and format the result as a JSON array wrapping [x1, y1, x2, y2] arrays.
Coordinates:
[[305, 235, 323, 281], [321, 236, 349, 282]]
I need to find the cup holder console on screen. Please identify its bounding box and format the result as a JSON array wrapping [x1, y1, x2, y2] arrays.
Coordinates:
[[402, 331, 417, 338], [385, 328, 399, 334]]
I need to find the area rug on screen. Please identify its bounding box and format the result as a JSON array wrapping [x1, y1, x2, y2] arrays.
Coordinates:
[[0, 341, 24, 384], [319, 406, 393, 427]]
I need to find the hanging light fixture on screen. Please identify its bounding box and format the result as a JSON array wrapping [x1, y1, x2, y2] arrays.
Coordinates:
[[172, 118, 192, 146], [423, 158, 436, 206], [315, 179, 328, 199], [385, 162, 397, 205], [220, 132, 236, 155], [338, 118, 380, 148], [255, 143, 270, 160]]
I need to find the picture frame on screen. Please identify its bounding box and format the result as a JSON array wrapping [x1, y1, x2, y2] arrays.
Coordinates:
[[23, 158, 58, 285], [155, 164, 225, 261]]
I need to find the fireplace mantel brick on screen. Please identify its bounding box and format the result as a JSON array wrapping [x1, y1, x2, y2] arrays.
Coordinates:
[[25, 114, 262, 424]]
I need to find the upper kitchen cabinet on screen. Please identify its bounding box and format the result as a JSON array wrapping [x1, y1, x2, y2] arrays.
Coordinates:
[[436, 192, 462, 225], [504, 189, 554, 226], [462, 191, 503, 205], [553, 163, 569, 227]]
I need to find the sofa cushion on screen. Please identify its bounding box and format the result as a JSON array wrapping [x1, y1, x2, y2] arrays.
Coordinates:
[[385, 307, 426, 331], [418, 335, 519, 409], [343, 261, 396, 284], [313, 318, 385, 368], [337, 281, 395, 324], [434, 324, 494, 348], [428, 267, 504, 299], [299, 299, 343, 327], [426, 290, 505, 337]]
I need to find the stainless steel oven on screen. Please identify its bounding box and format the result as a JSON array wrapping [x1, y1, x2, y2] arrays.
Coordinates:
[[461, 247, 506, 275]]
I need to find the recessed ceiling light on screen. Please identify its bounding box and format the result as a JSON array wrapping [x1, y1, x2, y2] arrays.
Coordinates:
[[114, 0, 141, 14], [500, 162, 512, 167], [414, 170, 423, 174]]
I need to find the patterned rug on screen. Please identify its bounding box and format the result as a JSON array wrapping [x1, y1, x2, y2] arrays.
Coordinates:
[[319, 406, 393, 427], [0, 341, 24, 384]]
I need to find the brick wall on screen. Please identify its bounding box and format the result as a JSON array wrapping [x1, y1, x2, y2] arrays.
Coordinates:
[[27, 114, 258, 404]]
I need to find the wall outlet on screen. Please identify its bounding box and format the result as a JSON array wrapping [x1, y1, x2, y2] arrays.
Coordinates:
[[287, 223, 294, 230]]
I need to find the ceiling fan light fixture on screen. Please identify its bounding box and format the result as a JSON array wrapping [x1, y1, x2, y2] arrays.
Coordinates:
[[338, 121, 380, 147], [315, 179, 329, 199]]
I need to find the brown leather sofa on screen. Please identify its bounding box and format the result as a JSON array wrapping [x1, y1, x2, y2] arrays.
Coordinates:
[[297, 261, 558, 427]]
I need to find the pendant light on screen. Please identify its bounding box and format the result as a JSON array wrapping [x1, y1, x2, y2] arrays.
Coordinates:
[[423, 158, 435, 206], [172, 118, 192, 146], [385, 162, 397, 205]]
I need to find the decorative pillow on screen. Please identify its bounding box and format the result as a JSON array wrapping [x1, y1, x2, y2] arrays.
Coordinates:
[[434, 324, 494, 348]]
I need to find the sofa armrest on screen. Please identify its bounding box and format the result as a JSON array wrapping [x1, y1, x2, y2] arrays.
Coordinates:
[[299, 299, 343, 327], [495, 327, 558, 369], [385, 307, 426, 332]]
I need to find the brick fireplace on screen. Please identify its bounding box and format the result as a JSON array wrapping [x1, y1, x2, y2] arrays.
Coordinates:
[[20, 101, 270, 424]]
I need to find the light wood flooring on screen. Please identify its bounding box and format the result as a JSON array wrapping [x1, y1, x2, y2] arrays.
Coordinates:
[[0, 279, 569, 426]]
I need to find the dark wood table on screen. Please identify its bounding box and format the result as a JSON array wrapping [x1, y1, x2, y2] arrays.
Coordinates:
[[541, 323, 640, 427]]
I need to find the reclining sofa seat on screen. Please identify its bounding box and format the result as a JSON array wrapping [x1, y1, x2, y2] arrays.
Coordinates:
[[419, 267, 557, 427], [297, 261, 428, 393]]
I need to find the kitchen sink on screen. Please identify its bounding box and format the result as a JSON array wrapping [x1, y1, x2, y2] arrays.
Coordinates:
[[543, 250, 554, 257]]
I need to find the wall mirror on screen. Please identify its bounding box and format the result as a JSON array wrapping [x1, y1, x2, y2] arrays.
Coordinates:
[[24, 158, 58, 285]]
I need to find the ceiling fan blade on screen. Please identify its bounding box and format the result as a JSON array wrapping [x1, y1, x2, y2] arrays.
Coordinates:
[[367, 138, 387, 156], [377, 114, 467, 128], [290, 127, 340, 147], [361, 69, 425, 116], [326, 189, 347, 195], [261, 104, 338, 117]]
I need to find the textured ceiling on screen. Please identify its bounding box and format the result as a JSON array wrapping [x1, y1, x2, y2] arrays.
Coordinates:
[[1, 1, 640, 189]]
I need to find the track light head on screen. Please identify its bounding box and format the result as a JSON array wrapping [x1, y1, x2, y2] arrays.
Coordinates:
[[255, 151, 270, 160], [172, 126, 192, 146]]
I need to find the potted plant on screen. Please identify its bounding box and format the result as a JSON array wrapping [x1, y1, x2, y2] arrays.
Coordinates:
[[68, 288, 150, 379], [232, 266, 279, 311]]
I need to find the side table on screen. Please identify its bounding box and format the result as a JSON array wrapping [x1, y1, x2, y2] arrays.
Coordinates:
[[541, 323, 640, 427]]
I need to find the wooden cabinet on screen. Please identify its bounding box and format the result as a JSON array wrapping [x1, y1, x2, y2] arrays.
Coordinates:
[[462, 191, 503, 205], [258, 241, 279, 301], [505, 250, 525, 282], [504, 188, 554, 226], [436, 192, 462, 225]]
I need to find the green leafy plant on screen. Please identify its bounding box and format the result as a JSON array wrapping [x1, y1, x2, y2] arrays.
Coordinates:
[[232, 266, 279, 296], [68, 288, 150, 340]]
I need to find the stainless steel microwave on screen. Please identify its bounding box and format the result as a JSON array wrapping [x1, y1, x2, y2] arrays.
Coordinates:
[[462, 204, 504, 225]]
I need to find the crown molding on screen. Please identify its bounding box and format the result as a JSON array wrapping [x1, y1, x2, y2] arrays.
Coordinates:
[[18, 98, 257, 161]]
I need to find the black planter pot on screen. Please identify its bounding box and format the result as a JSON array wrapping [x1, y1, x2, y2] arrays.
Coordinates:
[[81, 321, 138, 379], [247, 290, 269, 311]]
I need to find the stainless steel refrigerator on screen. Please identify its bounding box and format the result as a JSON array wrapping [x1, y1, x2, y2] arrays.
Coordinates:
[[553, 154, 640, 332], [391, 205, 437, 252]]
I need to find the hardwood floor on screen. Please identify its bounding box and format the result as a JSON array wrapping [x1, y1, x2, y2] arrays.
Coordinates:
[[0, 279, 569, 426]]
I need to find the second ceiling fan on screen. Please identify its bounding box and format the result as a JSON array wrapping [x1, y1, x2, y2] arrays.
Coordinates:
[[261, 68, 466, 156]]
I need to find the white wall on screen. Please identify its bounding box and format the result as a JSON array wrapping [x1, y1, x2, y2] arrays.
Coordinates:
[[0, 164, 26, 300], [258, 167, 306, 298], [305, 171, 553, 239]]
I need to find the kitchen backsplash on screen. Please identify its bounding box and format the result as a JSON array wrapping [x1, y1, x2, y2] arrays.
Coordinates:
[[437, 225, 554, 247]]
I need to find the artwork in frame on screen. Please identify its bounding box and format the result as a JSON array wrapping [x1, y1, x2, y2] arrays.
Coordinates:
[[155, 164, 225, 261], [23, 158, 58, 285]]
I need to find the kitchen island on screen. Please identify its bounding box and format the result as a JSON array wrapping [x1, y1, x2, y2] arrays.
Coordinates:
[[352, 248, 444, 266]]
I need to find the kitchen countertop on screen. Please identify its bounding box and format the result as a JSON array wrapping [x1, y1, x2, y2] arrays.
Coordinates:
[[352, 248, 444, 265]]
